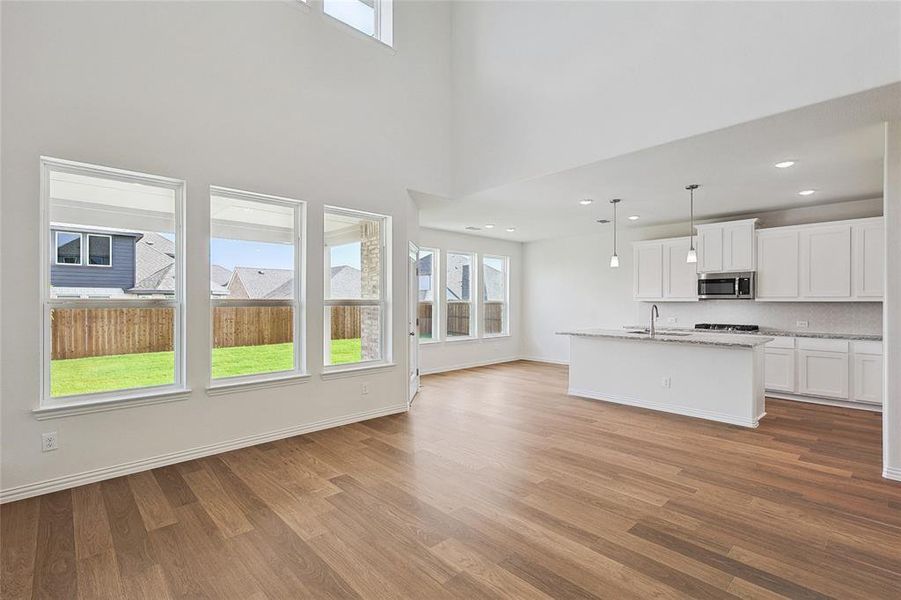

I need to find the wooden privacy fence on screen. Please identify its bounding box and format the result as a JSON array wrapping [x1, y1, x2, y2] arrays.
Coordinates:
[[51, 305, 364, 360], [444, 301, 504, 336]]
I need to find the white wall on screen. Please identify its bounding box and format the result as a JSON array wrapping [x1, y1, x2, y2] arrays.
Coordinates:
[[451, 1, 901, 195], [884, 121, 901, 481], [418, 228, 522, 373], [0, 0, 452, 500], [522, 201, 885, 365]]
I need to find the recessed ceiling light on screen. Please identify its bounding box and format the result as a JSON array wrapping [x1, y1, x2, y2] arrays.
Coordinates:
[[484, 224, 495, 229], [775, 161, 796, 169], [798, 189, 816, 196], [579, 199, 593, 205], [505, 227, 515, 232], [628, 215, 640, 221]]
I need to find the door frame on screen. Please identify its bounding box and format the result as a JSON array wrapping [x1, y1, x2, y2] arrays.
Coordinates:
[[407, 242, 420, 405]]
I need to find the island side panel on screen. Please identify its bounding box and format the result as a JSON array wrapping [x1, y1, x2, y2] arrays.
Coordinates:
[[567, 336, 764, 427]]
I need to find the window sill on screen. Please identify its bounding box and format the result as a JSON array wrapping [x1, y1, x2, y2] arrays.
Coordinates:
[[445, 336, 478, 343], [418, 338, 441, 345], [33, 388, 191, 421], [321, 362, 397, 380], [483, 334, 512, 340], [207, 373, 310, 397]]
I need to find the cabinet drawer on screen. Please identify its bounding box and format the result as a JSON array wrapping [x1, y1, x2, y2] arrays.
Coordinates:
[[765, 336, 795, 349], [797, 338, 849, 353], [851, 340, 882, 355]]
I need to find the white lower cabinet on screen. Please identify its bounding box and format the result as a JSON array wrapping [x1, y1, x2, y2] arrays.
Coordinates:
[[764, 348, 795, 392], [765, 336, 881, 408], [852, 353, 883, 405], [797, 350, 849, 399]]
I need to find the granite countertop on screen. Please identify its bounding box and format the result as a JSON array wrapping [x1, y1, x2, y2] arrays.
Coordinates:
[[556, 328, 773, 348], [622, 325, 882, 342]]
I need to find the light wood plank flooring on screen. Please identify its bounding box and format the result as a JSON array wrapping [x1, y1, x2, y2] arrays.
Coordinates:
[[2, 360, 900, 599]]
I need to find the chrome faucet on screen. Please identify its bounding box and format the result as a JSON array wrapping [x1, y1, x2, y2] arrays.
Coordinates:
[[650, 304, 659, 337]]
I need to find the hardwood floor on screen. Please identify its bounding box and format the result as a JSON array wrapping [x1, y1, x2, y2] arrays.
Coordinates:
[[3, 360, 900, 599]]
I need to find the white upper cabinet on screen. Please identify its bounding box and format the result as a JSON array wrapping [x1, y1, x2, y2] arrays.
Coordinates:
[[799, 224, 851, 298], [756, 229, 799, 299], [756, 217, 882, 302], [663, 238, 698, 300], [696, 219, 757, 273], [852, 220, 884, 298], [633, 237, 697, 301], [633, 242, 663, 300]]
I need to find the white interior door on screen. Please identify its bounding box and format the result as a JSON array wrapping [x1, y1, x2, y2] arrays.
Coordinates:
[[408, 242, 420, 404]]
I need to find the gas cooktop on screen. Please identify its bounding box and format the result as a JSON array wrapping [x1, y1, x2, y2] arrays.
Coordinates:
[[694, 323, 760, 332]]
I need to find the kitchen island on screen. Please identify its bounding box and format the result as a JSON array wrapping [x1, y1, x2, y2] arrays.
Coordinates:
[[557, 328, 773, 427]]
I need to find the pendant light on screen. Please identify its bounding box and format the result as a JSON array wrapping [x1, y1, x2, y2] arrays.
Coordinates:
[[685, 184, 699, 263], [609, 198, 621, 268]]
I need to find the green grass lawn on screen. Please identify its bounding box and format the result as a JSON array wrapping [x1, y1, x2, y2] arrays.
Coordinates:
[[51, 338, 363, 397]]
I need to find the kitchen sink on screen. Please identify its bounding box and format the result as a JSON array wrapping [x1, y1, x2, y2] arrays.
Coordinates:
[[624, 329, 692, 337]]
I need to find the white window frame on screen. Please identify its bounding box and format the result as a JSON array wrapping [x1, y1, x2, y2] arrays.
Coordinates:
[[323, 206, 391, 371], [209, 186, 307, 389], [481, 254, 510, 338], [321, 0, 394, 47], [445, 250, 477, 341], [86, 233, 113, 268], [417, 247, 439, 344], [54, 230, 83, 265], [39, 157, 187, 411]]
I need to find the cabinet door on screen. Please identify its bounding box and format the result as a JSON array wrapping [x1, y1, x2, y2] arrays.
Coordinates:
[[756, 230, 799, 299], [797, 350, 849, 399], [852, 222, 884, 299], [765, 349, 795, 392], [633, 243, 663, 299], [723, 223, 755, 271], [697, 227, 723, 273], [852, 354, 882, 405], [663, 238, 698, 300], [799, 225, 851, 298]]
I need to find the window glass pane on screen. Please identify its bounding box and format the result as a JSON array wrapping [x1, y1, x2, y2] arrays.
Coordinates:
[[446, 302, 471, 338], [417, 248, 435, 340], [325, 305, 381, 365], [49, 170, 176, 300], [56, 232, 81, 264], [210, 194, 295, 300], [325, 212, 381, 300], [324, 0, 375, 36], [483, 256, 507, 335], [212, 306, 294, 378], [210, 192, 299, 380], [446, 253, 472, 302], [418, 303, 433, 340], [50, 307, 175, 397], [88, 235, 111, 266]]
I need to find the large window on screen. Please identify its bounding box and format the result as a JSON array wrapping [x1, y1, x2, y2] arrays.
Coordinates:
[[446, 251, 474, 339], [482, 255, 509, 336], [324, 207, 390, 367], [417, 248, 437, 341], [323, 0, 393, 46], [210, 187, 305, 384], [42, 157, 184, 403]]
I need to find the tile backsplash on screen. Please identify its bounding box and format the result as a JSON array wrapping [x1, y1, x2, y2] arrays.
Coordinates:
[[640, 301, 883, 335]]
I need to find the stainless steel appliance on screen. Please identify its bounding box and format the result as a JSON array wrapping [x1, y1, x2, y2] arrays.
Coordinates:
[[697, 272, 755, 299]]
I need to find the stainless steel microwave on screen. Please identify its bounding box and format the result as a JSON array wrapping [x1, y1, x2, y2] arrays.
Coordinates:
[[698, 272, 755, 299]]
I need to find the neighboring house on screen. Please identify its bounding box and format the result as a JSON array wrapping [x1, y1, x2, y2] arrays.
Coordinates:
[[225, 265, 363, 300], [442, 253, 503, 301], [50, 224, 230, 298]]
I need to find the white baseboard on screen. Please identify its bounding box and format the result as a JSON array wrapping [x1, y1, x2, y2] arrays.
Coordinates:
[[0, 404, 408, 504], [519, 355, 569, 366], [420, 357, 520, 375], [884, 466, 901, 482], [765, 392, 882, 412], [568, 387, 760, 428]]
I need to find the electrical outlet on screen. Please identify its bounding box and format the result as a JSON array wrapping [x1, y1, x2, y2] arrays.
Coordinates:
[[796, 320, 809, 328], [667, 317, 678, 324], [661, 377, 671, 389], [361, 383, 369, 395], [42, 432, 58, 452]]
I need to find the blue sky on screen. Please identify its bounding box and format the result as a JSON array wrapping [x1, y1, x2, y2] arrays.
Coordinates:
[[210, 239, 360, 271]]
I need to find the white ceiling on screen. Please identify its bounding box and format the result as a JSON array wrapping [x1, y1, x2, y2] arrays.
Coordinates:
[[417, 83, 901, 242]]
